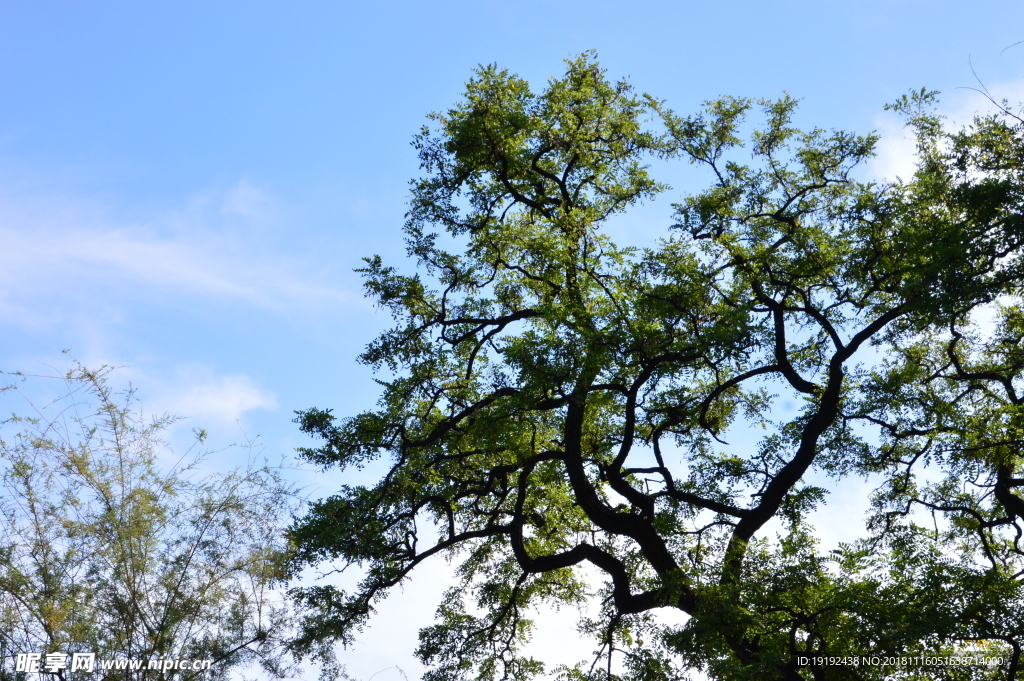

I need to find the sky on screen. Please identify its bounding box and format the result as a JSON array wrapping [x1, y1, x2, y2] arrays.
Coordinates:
[[2, 1, 1023, 679]]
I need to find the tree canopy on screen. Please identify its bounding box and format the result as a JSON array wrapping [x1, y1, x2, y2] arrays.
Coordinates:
[[286, 53, 1024, 681], [0, 366, 304, 681]]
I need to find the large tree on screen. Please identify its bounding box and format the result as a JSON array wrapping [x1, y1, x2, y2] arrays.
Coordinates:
[[286, 54, 1024, 680]]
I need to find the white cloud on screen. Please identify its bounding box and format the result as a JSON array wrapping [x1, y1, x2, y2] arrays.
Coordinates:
[[139, 366, 278, 431], [170, 373, 278, 425], [862, 113, 919, 184], [862, 79, 1024, 186]]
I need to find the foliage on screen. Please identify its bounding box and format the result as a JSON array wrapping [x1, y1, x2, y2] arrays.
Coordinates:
[[286, 53, 1024, 680], [0, 365, 302, 681]]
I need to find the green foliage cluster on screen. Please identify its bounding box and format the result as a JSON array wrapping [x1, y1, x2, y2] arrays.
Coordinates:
[[287, 53, 1024, 680], [0, 366, 303, 681]]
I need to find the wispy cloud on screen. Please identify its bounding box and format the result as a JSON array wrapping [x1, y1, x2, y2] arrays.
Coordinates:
[[0, 179, 361, 329], [219, 179, 276, 222]]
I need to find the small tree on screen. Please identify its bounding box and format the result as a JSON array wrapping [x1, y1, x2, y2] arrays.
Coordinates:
[[286, 54, 1024, 680], [0, 365, 300, 681]]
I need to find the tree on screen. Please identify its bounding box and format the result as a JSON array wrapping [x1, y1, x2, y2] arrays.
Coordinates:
[[285, 53, 1024, 680], [0, 365, 306, 681]]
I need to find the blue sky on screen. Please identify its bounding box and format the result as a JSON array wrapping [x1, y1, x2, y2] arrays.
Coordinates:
[[2, 1, 1023, 678]]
